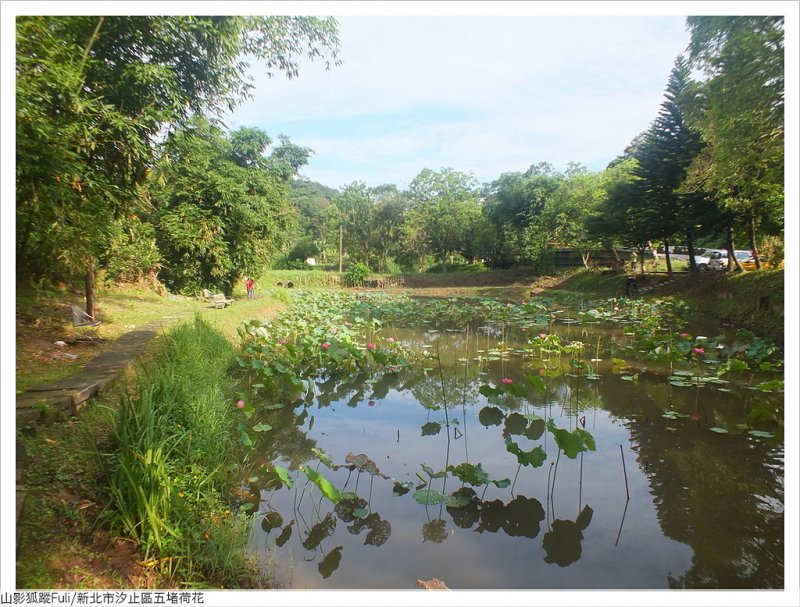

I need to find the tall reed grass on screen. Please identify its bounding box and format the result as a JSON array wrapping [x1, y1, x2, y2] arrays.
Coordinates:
[[105, 315, 263, 587]]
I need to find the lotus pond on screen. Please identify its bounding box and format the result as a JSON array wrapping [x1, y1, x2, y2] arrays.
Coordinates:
[[233, 291, 784, 589]]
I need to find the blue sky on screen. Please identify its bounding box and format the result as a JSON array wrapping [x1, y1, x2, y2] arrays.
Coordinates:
[[226, 13, 694, 190]]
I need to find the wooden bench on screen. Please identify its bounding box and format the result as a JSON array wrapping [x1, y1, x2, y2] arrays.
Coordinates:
[[211, 293, 235, 309]]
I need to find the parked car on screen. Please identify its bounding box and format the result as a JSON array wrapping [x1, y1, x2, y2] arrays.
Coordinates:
[[708, 249, 752, 270], [740, 255, 781, 270], [663, 246, 710, 270]]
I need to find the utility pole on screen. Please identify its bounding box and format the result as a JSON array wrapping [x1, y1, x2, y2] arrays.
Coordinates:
[[339, 225, 343, 273]]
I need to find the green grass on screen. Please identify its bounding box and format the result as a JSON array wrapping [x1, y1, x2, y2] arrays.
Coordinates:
[[104, 316, 265, 587], [17, 398, 119, 588], [16, 281, 285, 393]]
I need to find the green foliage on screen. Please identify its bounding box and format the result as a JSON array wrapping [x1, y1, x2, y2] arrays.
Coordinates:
[[106, 316, 260, 586], [153, 118, 302, 294], [16, 15, 339, 290], [344, 262, 372, 287], [686, 17, 784, 248], [104, 214, 162, 282], [237, 291, 413, 398], [302, 467, 342, 504], [546, 419, 597, 459], [505, 439, 547, 467], [405, 169, 483, 271]]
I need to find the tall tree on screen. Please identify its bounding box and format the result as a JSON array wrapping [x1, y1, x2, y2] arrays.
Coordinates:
[[631, 57, 704, 275], [326, 182, 375, 268], [685, 16, 784, 269], [406, 168, 482, 272], [370, 185, 410, 272], [152, 119, 301, 294], [16, 16, 340, 312]]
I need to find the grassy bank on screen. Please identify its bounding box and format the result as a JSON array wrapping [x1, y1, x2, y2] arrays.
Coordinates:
[[17, 317, 267, 589], [16, 282, 284, 393], [554, 268, 785, 346]]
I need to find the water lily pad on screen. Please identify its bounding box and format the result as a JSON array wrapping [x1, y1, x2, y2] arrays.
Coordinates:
[[443, 492, 471, 508], [413, 488, 444, 505], [448, 462, 490, 486], [709, 426, 729, 434], [261, 510, 283, 533], [748, 430, 774, 438], [345, 452, 383, 477]]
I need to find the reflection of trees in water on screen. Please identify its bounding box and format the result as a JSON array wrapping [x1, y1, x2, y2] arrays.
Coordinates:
[[249, 404, 318, 470], [251, 316, 782, 587], [594, 375, 784, 588]]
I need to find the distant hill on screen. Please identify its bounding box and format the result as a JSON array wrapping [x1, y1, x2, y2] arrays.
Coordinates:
[[288, 176, 339, 244]]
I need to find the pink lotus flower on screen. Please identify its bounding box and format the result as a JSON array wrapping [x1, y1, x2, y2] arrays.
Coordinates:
[[344, 321, 352, 327], [680, 333, 689, 338], [693, 347, 705, 354], [387, 337, 395, 343], [330, 327, 338, 334], [321, 342, 330, 350], [278, 339, 286, 345], [539, 333, 547, 339], [502, 377, 513, 385], [366, 343, 376, 350], [236, 400, 245, 409]]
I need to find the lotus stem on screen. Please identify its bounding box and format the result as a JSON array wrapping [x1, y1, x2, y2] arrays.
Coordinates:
[[619, 444, 630, 500]]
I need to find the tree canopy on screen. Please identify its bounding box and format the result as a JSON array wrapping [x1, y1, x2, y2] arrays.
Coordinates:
[[16, 15, 340, 292]]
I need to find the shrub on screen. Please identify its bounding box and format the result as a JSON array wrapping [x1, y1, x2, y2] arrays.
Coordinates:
[[344, 262, 371, 286]]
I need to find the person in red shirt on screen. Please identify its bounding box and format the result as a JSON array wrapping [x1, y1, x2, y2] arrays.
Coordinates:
[[245, 277, 255, 300]]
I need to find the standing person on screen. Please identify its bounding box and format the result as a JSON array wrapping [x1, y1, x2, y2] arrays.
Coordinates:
[[245, 277, 255, 300], [629, 250, 638, 272]]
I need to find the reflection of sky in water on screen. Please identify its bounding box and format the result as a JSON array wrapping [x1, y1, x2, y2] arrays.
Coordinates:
[[250, 324, 782, 589], [255, 387, 692, 589]]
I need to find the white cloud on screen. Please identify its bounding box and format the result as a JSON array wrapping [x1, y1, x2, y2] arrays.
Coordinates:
[[228, 15, 692, 188]]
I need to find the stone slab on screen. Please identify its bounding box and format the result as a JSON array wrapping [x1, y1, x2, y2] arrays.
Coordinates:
[[16, 392, 73, 410]]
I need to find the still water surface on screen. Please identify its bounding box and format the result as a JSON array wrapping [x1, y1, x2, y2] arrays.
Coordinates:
[[245, 315, 783, 590]]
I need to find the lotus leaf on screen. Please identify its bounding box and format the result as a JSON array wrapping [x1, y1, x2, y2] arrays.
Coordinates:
[[302, 467, 342, 504], [413, 488, 444, 506], [505, 438, 547, 467], [318, 546, 343, 579]]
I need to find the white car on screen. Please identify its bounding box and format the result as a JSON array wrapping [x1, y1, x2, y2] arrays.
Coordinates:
[[707, 249, 751, 271], [664, 246, 710, 270]]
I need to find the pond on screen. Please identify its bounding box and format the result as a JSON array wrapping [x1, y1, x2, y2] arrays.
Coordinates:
[[235, 292, 784, 590]]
